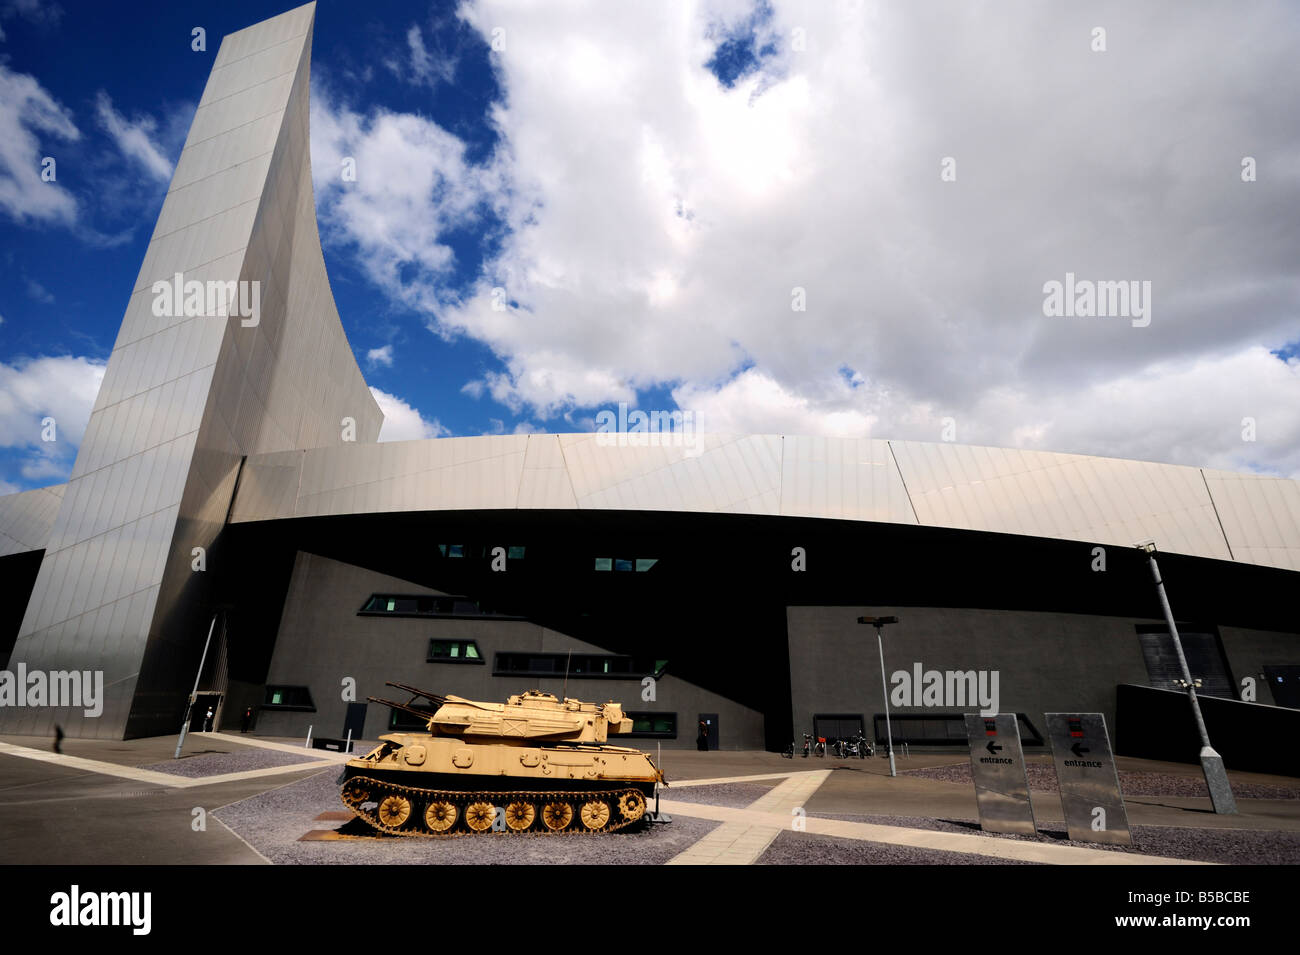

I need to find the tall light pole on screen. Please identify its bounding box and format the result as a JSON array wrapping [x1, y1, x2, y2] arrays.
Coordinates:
[[858, 615, 899, 777], [1137, 542, 1236, 814]]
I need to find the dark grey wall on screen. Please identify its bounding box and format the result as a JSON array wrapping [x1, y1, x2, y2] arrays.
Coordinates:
[[1221, 626, 1300, 706], [255, 552, 764, 749], [787, 606, 1166, 743]]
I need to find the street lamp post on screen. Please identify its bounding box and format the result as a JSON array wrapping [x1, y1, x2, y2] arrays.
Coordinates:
[[1137, 542, 1236, 814], [858, 615, 899, 777]]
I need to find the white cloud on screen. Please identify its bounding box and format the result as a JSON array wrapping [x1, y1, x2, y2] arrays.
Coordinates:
[[370, 387, 449, 441], [0, 354, 107, 485], [95, 91, 173, 182], [0, 63, 79, 225], [367, 344, 394, 368], [404, 24, 456, 86], [311, 83, 497, 311], [26, 278, 53, 303], [317, 1, 1300, 476]]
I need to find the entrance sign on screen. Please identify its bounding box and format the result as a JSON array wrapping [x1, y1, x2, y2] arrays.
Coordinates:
[[964, 713, 1036, 835], [1045, 712, 1131, 845]]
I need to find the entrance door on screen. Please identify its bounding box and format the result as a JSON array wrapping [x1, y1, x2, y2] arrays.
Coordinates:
[[697, 713, 718, 750], [343, 702, 368, 748], [1264, 665, 1300, 708], [190, 693, 222, 732]]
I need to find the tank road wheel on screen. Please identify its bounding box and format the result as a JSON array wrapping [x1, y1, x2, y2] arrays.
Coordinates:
[[504, 800, 536, 832], [341, 779, 369, 806], [465, 800, 496, 833], [424, 800, 458, 833], [579, 799, 611, 831], [541, 801, 573, 832], [377, 794, 412, 829], [618, 790, 646, 823]]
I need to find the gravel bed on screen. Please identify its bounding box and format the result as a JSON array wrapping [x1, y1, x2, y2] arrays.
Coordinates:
[[904, 763, 1300, 800], [661, 782, 775, 808], [807, 810, 1300, 864], [214, 769, 715, 864], [758, 829, 1036, 865], [144, 748, 323, 777]]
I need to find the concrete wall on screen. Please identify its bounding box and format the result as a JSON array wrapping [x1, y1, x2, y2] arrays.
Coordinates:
[[255, 552, 764, 748], [787, 605, 1164, 744]]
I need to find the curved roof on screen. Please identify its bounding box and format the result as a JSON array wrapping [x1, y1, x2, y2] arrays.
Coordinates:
[[227, 433, 1300, 573]]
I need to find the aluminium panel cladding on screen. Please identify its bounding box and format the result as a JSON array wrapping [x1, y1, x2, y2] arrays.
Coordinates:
[[0, 484, 65, 557], [1201, 469, 1300, 572], [228, 433, 1300, 579], [1, 2, 381, 739], [889, 441, 1233, 561]]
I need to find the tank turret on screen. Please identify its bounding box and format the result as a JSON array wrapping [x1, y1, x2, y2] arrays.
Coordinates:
[[338, 683, 665, 837], [427, 689, 633, 743]]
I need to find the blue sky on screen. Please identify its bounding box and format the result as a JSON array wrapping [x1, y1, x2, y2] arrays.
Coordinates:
[[2, 0, 1298, 493]]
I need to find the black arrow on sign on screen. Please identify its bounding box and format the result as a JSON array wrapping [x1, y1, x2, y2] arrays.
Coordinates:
[[1071, 742, 1090, 757], [986, 740, 1002, 755]]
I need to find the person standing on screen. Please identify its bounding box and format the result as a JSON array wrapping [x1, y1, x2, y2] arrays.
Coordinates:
[[204, 705, 215, 733], [241, 705, 253, 733], [696, 719, 708, 752]]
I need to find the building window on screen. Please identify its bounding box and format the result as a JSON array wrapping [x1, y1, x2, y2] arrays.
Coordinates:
[[435, 544, 525, 560], [1136, 624, 1234, 699], [594, 557, 658, 571], [263, 685, 315, 711], [390, 705, 436, 731], [813, 713, 864, 744], [428, 639, 484, 664], [358, 594, 520, 619], [868, 712, 1044, 746], [493, 652, 667, 679], [626, 712, 677, 738]]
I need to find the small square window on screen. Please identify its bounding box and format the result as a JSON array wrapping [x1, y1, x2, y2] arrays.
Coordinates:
[[594, 557, 612, 571]]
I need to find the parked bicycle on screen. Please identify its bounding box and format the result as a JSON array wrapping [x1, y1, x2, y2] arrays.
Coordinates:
[[789, 733, 829, 757], [833, 731, 873, 759]]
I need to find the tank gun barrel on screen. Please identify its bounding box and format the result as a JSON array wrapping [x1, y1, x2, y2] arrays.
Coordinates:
[[367, 696, 437, 724], [385, 682, 448, 707], [367, 682, 451, 728]]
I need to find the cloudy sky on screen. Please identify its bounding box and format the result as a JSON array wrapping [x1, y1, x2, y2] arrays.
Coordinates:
[[1, 0, 1297, 494]]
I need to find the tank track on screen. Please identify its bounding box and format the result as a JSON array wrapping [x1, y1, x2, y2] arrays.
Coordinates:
[[341, 775, 650, 837]]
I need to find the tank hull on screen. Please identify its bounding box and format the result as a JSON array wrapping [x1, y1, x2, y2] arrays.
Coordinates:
[[339, 733, 664, 836]]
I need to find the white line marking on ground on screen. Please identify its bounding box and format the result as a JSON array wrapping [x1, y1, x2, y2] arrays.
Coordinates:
[[0, 740, 338, 789], [662, 799, 1208, 865]]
